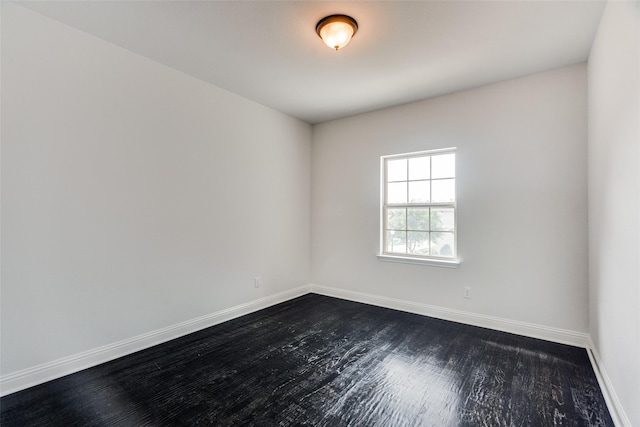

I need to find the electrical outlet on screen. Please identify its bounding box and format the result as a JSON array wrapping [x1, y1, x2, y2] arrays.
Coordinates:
[[254, 277, 261, 288], [463, 287, 472, 299]]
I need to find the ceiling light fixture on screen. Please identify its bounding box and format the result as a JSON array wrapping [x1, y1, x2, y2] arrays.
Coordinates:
[[316, 14, 358, 51]]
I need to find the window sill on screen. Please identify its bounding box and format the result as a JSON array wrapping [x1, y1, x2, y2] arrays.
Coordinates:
[[377, 254, 460, 268]]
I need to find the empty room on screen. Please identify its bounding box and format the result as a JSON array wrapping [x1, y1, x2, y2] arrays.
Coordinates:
[[1, 1, 638, 426]]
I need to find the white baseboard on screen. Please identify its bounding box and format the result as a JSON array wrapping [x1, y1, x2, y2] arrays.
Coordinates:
[[309, 284, 590, 348], [310, 284, 634, 426], [0, 285, 312, 397], [586, 339, 632, 427], [3, 282, 629, 427]]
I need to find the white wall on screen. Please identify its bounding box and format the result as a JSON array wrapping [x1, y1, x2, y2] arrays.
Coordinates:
[[1, 3, 311, 375], [5, 4, 636, 420], [588, 1, 640, 425], [312, 65, 588, 333]]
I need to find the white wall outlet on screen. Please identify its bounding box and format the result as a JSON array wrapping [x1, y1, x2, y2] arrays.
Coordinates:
[[254, 277, 261, 288], [463, 286, 472, 299]]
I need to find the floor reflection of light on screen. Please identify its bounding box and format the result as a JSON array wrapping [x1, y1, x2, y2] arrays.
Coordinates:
[[376, 353, 461, 426], [323, 350, 462, 426]]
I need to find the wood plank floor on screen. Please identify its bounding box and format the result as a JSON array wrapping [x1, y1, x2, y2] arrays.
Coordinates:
[[1, 294, 613, 426]]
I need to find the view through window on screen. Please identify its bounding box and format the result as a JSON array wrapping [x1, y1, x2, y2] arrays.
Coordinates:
[[381, 149, 457, 261]]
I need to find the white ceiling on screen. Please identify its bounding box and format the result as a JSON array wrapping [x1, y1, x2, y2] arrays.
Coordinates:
[[18, 1, 606, 124]]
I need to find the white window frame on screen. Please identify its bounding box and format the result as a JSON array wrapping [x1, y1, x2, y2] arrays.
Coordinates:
[[378, 148, 460, 268]]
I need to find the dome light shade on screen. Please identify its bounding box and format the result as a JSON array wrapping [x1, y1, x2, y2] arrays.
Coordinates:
[[316, 15, 358, 51]]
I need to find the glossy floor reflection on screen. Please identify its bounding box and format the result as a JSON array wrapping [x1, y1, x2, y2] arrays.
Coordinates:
[[1, 294, 613, 426]]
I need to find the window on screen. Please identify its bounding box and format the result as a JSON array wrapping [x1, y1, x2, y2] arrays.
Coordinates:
[[380, 148, 458, 266]]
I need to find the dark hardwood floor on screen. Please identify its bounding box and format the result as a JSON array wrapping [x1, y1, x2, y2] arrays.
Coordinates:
[[1, 294, 613, 426]]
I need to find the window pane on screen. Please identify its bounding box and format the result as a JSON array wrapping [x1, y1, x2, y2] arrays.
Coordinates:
[[431, 232, 455, 257], [431, 153, 455, 179], [387, 182, 407, 204], [408, 231, 429, 255], [408, 181, 430, 203], [382, 149, 456, 261], [408, 156, 430, 180], [431, 208, 455, 232], [386, 230, 406, 254], [407, 208, 430, 231], [386, 208, 406, 230], [431, 179, 455, 202], [387, 159, 407, 182]]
